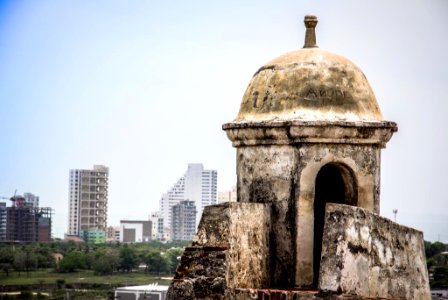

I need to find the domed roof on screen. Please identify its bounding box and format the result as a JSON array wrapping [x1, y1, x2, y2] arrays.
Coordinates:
[[234, 15, 383, 123]]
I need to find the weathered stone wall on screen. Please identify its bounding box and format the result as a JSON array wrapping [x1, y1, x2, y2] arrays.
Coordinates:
[[236, 145, 297, 288], [166, 202, 271, 299], [235, 141, 382, 288], [167, 245, 228, 299], [319, 203, 431, 299], [232, 288, 384, 299]]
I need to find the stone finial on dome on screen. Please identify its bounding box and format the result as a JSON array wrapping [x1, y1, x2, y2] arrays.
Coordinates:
[[303, 14, 318, 48]]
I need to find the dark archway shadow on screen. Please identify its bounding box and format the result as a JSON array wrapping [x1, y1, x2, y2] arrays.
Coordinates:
[[313, 163, 357, 288]]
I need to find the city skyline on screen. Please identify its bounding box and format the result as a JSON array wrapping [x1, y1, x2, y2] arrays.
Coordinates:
[[0, 1, 447, 241]]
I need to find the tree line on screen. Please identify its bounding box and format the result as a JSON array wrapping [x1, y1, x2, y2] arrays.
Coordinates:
[[425, 241, 448, 288], [0, 240, 189, 277], [2, 240, 446, 288]]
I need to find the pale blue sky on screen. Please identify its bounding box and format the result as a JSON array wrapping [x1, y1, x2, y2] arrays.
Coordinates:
[[0, 1, 447, 241]]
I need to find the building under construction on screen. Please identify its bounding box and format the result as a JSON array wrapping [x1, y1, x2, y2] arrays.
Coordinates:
[[4, 195, 52, 242]]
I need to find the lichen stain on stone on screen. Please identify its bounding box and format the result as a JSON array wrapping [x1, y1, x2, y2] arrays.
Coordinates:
[[249, 178, 277, 204], [347, 241, 368, 255]]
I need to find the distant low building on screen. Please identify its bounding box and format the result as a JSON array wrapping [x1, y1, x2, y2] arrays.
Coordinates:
[[106, 226, 120, 242], [431, 289, 448, 298], [120, 220, 152, 243], [217, 186, 237, 204], [81, 229, 105, 244], [115, 284, 168, 300], [63, 234, 84, 243]]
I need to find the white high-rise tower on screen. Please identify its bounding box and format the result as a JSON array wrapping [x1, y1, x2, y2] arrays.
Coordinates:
[[67, 165, 109, 237], [160, 163, 217, 239]]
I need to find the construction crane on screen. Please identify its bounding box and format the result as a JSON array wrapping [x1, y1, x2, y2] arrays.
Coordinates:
[[0, 190, 21, 206]]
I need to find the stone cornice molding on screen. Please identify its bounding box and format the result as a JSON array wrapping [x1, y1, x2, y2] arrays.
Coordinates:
[[223, 120, 397, 147]]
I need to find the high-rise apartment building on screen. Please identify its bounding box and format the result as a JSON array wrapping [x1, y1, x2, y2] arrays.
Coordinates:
[[5, 196, 52, 242], [160, 177, 185, 240], [67, 165, 109, 239], [0, 202, 6, 241], [171, 200, 196, 241], [160, 163, 217, 239]]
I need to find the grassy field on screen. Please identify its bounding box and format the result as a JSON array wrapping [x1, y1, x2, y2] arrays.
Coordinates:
[[0, 269, 172, 287]]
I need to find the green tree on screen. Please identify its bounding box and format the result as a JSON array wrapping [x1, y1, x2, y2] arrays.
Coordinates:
[[0, 247, 14, 277], [432, 266, 448, 288], [119, 244, 138, 272], [165, 248, 183, 273], [142, 249, 169, 274], [166, 240, 191, 249], [58, 250, 86, 272], [428, 253, 448, 268], [14, 250, 37, 275], [92, 248, 119, 274], [84, 251, 95, 270], [32, 244, 55, 269], [53, 240, 83, 255], [13, 251, 26, 274], [425, 241, 447, 258]]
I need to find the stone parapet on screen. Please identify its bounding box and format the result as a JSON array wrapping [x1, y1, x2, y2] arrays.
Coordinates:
[[231, 288, 384, 299], [319, 203, 431, 299], [175, 245, 228, 279], [167, 202, 271, 300], [168, 245, 228, 300]]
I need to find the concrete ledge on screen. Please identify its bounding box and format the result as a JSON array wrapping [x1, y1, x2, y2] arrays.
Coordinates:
[[319, 203, 431, 299]]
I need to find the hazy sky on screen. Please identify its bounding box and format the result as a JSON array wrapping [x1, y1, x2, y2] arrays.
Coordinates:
[[0, 1, 447, 241]]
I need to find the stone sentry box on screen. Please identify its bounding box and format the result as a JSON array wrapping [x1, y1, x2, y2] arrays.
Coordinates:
[[225, 123, 395, 288], [167, 14, 431, 299], [223, 14, 396, 288]]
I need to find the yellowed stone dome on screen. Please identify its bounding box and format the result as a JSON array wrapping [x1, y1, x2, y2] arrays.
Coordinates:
[[234, 15, 383, 123]]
